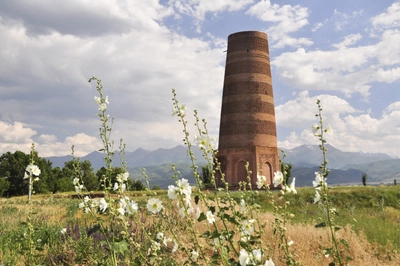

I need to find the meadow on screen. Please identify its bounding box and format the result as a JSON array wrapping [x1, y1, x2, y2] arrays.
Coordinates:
[[1, 78, 399, 265], [0, 187, 399, 265]]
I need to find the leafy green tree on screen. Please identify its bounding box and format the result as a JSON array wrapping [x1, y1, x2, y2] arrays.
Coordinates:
[[0, 151, 30, 196], [0, 177, 10, 197], [130, 179, 146, 191], [201, 165, 212, 187], [53, 166, 73, 192], [362, 173, 367, 186], [96, 166, 137, 191], [33, 157, 54, 194], [151, 185, 161, 190], [0, 150, 54, 196], [63, 159, 98, 192]]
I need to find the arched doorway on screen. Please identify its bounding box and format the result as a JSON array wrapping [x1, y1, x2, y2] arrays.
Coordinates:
[[262, 161, 272, 185]]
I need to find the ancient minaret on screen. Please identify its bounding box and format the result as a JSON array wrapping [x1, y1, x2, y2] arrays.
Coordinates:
[[217, 31, 280, 188]]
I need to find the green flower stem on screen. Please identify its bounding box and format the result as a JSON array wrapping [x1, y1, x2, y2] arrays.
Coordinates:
[[315, 100, 343, 266]]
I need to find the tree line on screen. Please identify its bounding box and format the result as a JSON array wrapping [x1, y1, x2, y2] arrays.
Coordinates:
[[0, 150, 145, 197]]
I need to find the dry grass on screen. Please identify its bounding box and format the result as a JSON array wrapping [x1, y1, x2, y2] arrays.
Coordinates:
[[156, 200, 400, 265], [1, 194, 400, 265]]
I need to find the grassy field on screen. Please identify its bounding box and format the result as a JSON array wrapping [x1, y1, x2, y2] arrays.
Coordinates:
[[0, 186, 399, 265]]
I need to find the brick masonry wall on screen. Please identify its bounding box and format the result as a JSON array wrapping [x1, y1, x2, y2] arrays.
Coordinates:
[[217, 31, 280, 187]]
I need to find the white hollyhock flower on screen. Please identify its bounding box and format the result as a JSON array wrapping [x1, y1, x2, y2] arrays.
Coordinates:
[[190, 249, 199, 261], [206, 210, 215, 224], [256, 174, 267, 189], [289, 178, 297, 194], [273, 171, 284, 187], [99, 198, 108, 212], [252, 249, 262, 262], [264, 258, 275, 266], [147, 198, 163, 214], [172, 104, 186, 117], [312, 123, 319, 133], [239, 249, 250, 266]]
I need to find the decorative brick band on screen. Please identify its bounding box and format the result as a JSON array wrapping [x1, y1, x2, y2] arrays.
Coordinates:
[[223, 81, 273, 96], [219, 120, 277, 136], [225, 61, 271, 76], [227, 52, 270, 61], [221, 99, 275, 115]]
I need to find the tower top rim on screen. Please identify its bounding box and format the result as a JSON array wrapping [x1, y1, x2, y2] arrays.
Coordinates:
[[228, 31, 268, 40]]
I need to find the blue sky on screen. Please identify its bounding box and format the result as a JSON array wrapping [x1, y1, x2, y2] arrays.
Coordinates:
[[0, 0, 399, 158]]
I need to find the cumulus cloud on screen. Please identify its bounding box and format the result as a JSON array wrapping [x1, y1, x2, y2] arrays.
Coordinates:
[[36, 133, 103, 157], [246, 0, 312, 48], [273, 47, 376, 97], [169, 0, 253, 32], [273, 21, 400, 97], [0, 121, 36, 143], [0, 0, 173, 37], [277, 93, 400, 157], [170, 0, 253, 20], [371, 2, 400, 29], [0, 0, 226, 157]]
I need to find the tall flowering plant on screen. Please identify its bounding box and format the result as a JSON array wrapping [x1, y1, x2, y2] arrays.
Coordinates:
[[22, 143, 42, 265], [312, 99, 352, 265]]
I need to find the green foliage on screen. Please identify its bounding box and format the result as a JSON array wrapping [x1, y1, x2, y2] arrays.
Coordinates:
[[152, 185, 161, 190], [0, 151, 30, 196], [281, 163, 292, 185], [362, 172, 367, 186], [65, 159, 98, 191], [96, 166, 125, 190], [130, 179, 146, 191], [0, 150, 55, 196], [0, 177, 10, 197], [201, 165, 212, 186]]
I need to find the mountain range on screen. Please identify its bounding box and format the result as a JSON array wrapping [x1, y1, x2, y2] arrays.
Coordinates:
[[45, 144, 400, 189]]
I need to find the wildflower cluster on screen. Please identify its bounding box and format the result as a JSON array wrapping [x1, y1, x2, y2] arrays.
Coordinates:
[[272, 168, 296, 195], [23, 144, 41, 201], [239, 248, 275, 266]]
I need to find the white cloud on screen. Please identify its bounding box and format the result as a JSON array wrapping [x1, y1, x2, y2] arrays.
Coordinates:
[[37, 133, 102, 157], [332, 33, 362, 49], [169, 0, 253, 31], [38, 134, 57, 144], [374, 29, 400, 66], [246, 0, 312, 48], [0, 119, 101, 157], [376, 67, 400, 83], [273, 47, 375, 97], [273, 21, 400, 97], [311, 22, 324, 32], [276, 91, 358, 129], [0, 1, 226, 157], [277, 93, 400, 157], [333, 8, 364, 31], [371, 2, 400, 29], [0, 121, 36, 143], [0, 0, 173, 36]]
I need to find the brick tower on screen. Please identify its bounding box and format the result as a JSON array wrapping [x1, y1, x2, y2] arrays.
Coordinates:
[[217, 31, 280, 188]]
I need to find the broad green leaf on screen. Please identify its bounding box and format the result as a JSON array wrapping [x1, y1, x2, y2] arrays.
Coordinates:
[[110, 239, 129, 255]]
